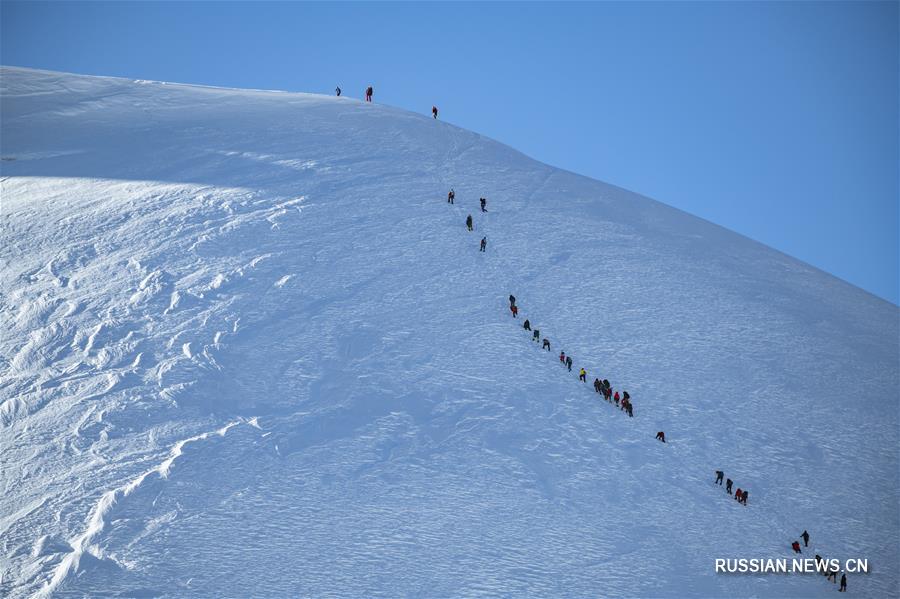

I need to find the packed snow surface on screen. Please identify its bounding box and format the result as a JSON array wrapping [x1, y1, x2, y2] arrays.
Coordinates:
[[1, 67, 897, 597]]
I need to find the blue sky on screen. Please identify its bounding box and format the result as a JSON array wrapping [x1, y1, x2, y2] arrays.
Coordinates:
[[2, 1, 897, 304]]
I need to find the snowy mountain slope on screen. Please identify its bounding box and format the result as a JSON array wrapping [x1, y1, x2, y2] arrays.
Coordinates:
[[1, 66, 897, 598]]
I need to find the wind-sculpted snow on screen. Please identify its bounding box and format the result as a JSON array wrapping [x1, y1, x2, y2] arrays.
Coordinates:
[[37, 421, 242, 598], [1, 67, 897, 597]]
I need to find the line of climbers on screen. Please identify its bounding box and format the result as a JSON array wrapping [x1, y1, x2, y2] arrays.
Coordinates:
[[513, 296, 635, 419], [714, 470, 748, 505], [790, 531, 849, 592], [448, 189, 489, 251], [444, 186, 849, 596], [465, 203, 754, 520], [334, 84, 440, 120], [508, 279, 853, 596], [512, 295, 774, 494]]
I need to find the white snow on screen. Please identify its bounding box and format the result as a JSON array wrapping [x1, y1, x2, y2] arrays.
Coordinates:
[[1, 66, 897, 597]]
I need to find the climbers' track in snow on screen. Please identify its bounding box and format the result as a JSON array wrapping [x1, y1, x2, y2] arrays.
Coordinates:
[[1, 67, 898, 597]]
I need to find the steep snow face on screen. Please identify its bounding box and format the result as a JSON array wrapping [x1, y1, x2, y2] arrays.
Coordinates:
[[1, 66, 897, 597]]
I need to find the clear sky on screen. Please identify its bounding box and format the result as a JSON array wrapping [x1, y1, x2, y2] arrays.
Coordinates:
[[2, 1, 897, 304]]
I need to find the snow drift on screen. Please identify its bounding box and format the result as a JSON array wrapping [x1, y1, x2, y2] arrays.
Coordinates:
[[1, 66, 897, 597]]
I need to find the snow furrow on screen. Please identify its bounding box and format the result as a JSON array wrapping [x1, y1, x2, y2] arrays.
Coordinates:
[[37, 420, 243, 598]]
